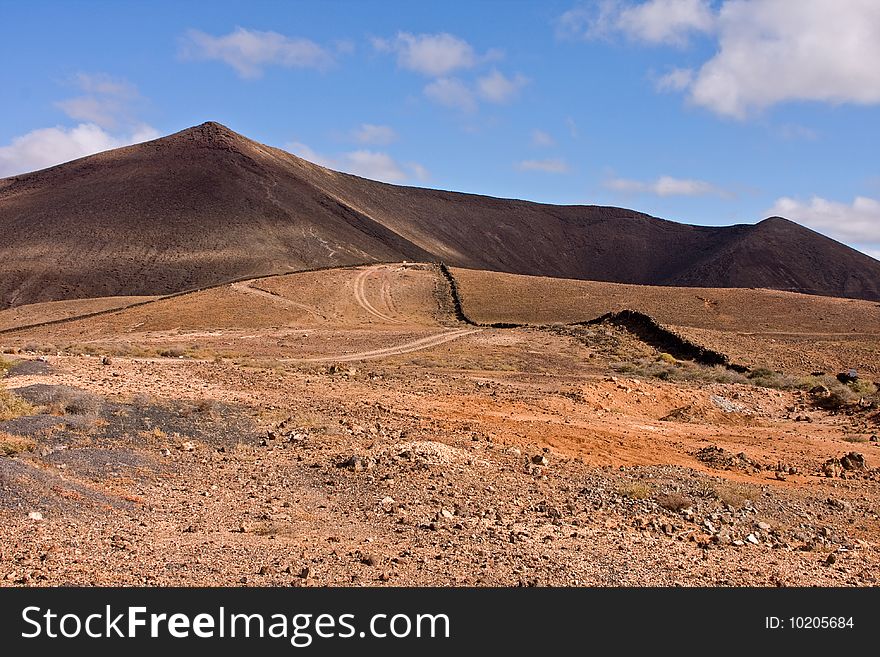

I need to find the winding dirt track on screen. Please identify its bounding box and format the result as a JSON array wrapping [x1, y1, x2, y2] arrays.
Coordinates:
[[291, 328, 481, 363], [230, 282, 327, 320], [353, 266, 404, 324]]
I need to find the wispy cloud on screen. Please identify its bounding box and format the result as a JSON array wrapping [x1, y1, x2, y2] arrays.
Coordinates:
[[55, 72, 141, 129], [558, 0, 715, 46], [424, 77, 477, 112], [1, 72, 158, 177], [373, 31, 525, 114], [0, 123, 158, 177], [285, 140, 428, 184], [517, 158, 570, 174], [605, 174, 729, 197], [564, 1, 880, 118], [180, 27, 334, 78], [768, 195, 880, 255], [477, 70, 529, 103], [351, 123, 398, 146], [531, 130, 556, 147], [372, 32, 478, 77]]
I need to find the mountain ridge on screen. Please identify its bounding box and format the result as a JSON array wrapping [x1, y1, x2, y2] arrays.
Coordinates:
[[1, 121, 879, 307]]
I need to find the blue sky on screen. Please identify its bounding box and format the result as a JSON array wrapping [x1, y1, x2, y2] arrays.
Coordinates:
[[1, 0, 879, 257]]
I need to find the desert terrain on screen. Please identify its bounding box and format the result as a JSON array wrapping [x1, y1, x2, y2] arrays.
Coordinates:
[[1, 262, 878, 586]]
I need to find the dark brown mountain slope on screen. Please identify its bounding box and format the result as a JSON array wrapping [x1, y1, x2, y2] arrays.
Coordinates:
[[1, 121, 878, 307]]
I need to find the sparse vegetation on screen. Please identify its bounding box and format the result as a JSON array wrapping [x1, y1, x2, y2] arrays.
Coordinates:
[[0, 388, 35, 421], [655, 492, 691, 511], [0, 431, 36, 456], [849, 379, 878, 396], [613, 356, 878, 410], [617, 481, 653, 499], [158, 344, 188, 358], [711, 482, 759, 509], [612, 357, 748, 385], [0, 355, 14, 374], [44, 389, 102, 416]]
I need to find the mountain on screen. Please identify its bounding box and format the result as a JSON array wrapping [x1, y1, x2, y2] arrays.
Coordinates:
[[1, 121, 879, 307]]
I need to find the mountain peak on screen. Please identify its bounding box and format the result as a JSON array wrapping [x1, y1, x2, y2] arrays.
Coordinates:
[[169, 121, 248, 149]]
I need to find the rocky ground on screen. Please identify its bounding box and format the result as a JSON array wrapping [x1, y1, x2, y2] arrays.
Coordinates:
[[1, 350, 877, 587], [1, 264, 877, 587]]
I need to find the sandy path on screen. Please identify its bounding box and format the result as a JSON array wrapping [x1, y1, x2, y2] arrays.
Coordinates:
[[290, 328, 480, 362], [229, 282, 327, 320], [352, 266, 403, 324]]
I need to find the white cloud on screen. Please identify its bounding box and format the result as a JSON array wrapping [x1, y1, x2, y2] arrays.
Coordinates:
[[70, 72, 137, 98], [477, 70, 529, 103], [517, 158, 570, 174], [616, 0, 715, 45], [373, 32, 476, 76], [180, 27, 333, 78], [686, 1, 880, 118], [605, 174, 728, 197], [0, 123, 159, 177], [655, 67, 694, 92], [767, 196, 880, 251], [55, 72, 141, 129], [423, 77, 477, 112], [284, 141, 427, 184], [565, 117, 579, 139], [342, 150, 408, 182], [559, 0, 715, 46], [352, 123, 397, 145], [531, 129, 556, 147]]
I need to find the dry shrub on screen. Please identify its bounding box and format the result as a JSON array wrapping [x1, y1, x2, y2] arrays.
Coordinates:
[[0, 389, 35, 421], [45, 389, 102, 416], [130, 392, 154, 408], [712, 482, 758, 509], [617, 481, 653, 500], [158, 345, 187, 358], [0, 431, 36, 456], [655, 492, 692, 511]]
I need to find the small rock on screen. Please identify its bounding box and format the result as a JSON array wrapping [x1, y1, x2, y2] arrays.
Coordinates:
[[380, 496, 396, 512], [836, 370, 858, 384], [160, 448, 171, 457], [361, 554, 378, 567], [179, 441, 196, 452], [299, 566, 311, 579], [746, 533, 760, 545], [531, 454, 549, 466], [757, 521, 771, 531], [338, 455, 372, 471], [840, 452, 867, 472], [440, 508, 455, 519], [28, 512, 44, 521], [101, 356, 112, 366], [825, 553, 837, 565]]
